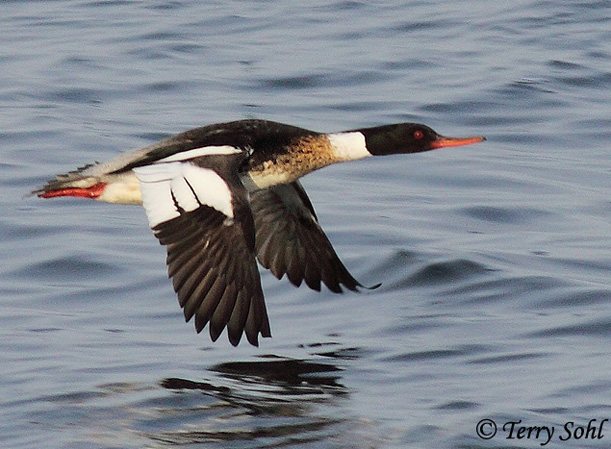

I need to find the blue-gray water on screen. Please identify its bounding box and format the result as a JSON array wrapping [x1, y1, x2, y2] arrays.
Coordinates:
[[1, 1, 610, 448]]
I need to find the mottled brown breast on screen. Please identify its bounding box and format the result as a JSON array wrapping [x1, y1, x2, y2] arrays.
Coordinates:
[[245, 135, 338, 189]]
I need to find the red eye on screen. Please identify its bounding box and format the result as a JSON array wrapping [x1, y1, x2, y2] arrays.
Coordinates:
[[414, 130, 424, 140]]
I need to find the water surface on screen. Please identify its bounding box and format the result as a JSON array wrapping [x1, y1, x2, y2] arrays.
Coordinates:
[[1, 1, 610, 448]]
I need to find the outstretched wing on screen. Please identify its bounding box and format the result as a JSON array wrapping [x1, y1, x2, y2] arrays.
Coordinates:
[[134, 154, 271, 346], [250, 181, 374, 293]]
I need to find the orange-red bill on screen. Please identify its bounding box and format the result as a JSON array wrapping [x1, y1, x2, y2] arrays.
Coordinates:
[[38, 183, 107, 199], [430, 135, 486, 149]]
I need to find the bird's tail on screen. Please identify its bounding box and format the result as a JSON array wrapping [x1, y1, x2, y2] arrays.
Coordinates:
[[32, 163, 107, 199]]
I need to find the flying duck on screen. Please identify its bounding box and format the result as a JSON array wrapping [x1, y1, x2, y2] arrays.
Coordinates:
[[34, 119, 485, 346]]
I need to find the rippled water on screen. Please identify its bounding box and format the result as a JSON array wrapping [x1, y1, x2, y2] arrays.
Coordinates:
[[1, 1, 610, 448]]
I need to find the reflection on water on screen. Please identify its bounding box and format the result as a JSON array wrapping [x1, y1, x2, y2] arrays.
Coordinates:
[[150, 356, 350, 447], [31, 353, 364, 449], [211, 356, 344, 390]]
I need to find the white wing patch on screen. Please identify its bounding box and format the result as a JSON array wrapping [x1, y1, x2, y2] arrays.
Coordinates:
[[158, 145, 242, 163], [133, 163, 181, 228], [169, 172, 201, 212], [134, 162, 234, 228], [178, 164, 234, 218]]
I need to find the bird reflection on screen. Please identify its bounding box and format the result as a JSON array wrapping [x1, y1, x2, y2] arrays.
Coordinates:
[[162, 356, 347, 402], [153, 356, 349, 446]]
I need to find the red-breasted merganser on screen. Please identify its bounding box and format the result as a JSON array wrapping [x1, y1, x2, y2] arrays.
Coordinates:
[[34, 119, 485, 346]]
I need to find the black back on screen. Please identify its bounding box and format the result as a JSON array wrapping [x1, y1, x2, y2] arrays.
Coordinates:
[[115, 120, 317, 174]]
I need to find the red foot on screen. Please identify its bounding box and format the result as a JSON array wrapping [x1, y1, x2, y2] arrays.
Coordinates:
[[39, 183, 107, 199]]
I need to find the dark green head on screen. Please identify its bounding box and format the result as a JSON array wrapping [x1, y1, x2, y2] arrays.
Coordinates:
[[357, 123, 485, 156]]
